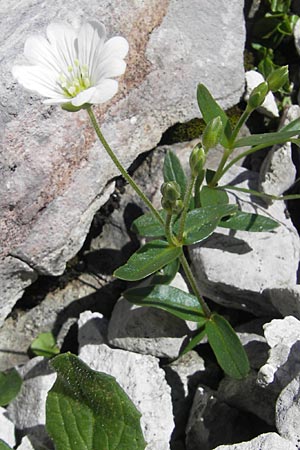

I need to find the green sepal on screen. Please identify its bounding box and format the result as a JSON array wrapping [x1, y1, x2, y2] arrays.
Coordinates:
[[219, 210, 279, 232], [182, 204, 238, 245], [30, 332, 60, 358], [197, 84, 232, 148], [163, 151, 187, 197], [0, 368, 22, 406], [150, 258, 180, 285], [61, 102, 92, 112], [114, 240, 182, 281], [0, 441, 13, 450], [124, 284, 206, 323], [179, 326, 207, 357], [205, 313, 250, 379], [200, 186, 229, 207], [234, 128, 300, 149], [46, 353, 146, 450]]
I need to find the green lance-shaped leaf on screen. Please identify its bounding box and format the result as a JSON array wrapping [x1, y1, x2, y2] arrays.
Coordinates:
[[0, 368, 22, 406], [124, 284, 207, 323], [233, 128, 300, 149], [30, 332, 60, 358], [163, 151, 187, 197], [131, 211, 166, 237], [280, 116, 300, 134], [182, 204, 237, 245], [150, 258, 180, 285], [200, 186, 229, 207], [0, 441, 13, 450], [114, 240, 182, 281], [205, 314, 250, 379], [46, 353, 146, 450], [179, 327, 207, 357], [197, 84, 232, 148], [219, 210, 279, 232]]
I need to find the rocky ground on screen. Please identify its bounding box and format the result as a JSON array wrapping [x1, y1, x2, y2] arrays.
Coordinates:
[[2, 0, 300, 449]]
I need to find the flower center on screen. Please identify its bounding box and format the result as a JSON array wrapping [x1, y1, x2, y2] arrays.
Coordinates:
[[59, 59, 91, 97]]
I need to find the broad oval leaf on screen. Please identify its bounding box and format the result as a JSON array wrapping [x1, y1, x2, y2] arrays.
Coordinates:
[[182, 204, 237, 245], [124, 284, 207, 323], [219, 210, 279, 232], [114, 240, 182, 281], [131, 211, 166, 237], [150, 258, 180, 285], [46, 353, 146, 450], [30, 332, 60, 358], [197, 84, 232, 148], [234, 129, 300, 149], [0, 368, 22, 406], [200, 186, 229, 207], [206, 314, 250, 379], [163, 151, 187, 197]]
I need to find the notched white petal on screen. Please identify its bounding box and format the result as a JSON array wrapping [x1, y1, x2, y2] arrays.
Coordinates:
[[101, 36, 129, 60], [90, 79, 118, 104], [92, 58, 126, 83], [12, 65, 62, 98], [71, 86, 96, 106]]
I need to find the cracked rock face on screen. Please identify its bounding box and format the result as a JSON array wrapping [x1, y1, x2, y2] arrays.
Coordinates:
[[0, 0, 246, 325]]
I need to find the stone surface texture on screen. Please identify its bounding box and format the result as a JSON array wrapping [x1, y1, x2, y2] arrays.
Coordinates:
[[189, 165, 300, 316], [0, 0, 246, 325], [276, 374, 300, 448], [258, 316, 300, 392], [213, 432, 297, 450], [108, 273, 196, 358], [78, 311, 174, 450], [266, 285, 300, 320], [258, 105, 299, 197], [0, 406, 16, 448], [245, 70, 279, 117]]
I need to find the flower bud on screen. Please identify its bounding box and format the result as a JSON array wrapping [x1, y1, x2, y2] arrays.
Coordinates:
[[161, 197, 173, 213], [247, 81, 269, 110], [172, 199, 184, 214], [267, 65, 289, 92], [160, 181, 181, 203], [189, 144, 206, 177], [202, 116, 223, 150]]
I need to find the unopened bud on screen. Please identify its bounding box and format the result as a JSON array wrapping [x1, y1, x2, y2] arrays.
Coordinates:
[[267, 65, 289, 92], [161, 197, 173, 213], [202, 116, 223, 150], [189, 144, 206, 177], [247, 81, 269, 110], [172, 199, 184, 214], [160, 181, 181, 203]]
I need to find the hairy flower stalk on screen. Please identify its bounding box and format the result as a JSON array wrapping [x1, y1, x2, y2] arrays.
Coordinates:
[[12, 20, 129, 108]]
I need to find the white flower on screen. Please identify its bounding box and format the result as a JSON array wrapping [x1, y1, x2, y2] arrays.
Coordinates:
[[12, 20, 129, 108]]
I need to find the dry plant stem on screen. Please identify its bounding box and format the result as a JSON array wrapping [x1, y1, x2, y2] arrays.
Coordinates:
[[87, 106, 164, 226], [179, 253, 211, 317]]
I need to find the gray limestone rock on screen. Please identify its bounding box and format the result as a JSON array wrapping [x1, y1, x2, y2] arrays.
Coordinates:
[[1, 0, 246, 323], [258, 316, 300, 392], [189, 165, 300, 316], [258, 105, 299, 198], [276, 374, 300, 448], [108, 273, 197, 358], [6, 357, 56, 448], [265, 285, 300, 320], [16, 437, 35, 450], [78, 311, 174, 450], [0, 406, 16, 448], [213, 432, 297, 450]]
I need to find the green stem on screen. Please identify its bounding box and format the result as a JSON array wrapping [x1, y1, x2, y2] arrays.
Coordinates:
[[87, 106, 164, 226], [229, 106, 252, 145], [177, 175, 196, 242], [209, 148, 231, 187], [194, 170, 205, 208], [179, 253, 211, 317], [165, 212, 178, 246]]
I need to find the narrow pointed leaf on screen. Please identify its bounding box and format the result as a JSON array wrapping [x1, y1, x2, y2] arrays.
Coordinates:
[[197, 84, 232, 147], [131, 211, 166, 237], [179, 327, 207, 356], [46, 353, 146, 450], [163, 151, 187, 197], [200, 186, 229, 207], [0, 368, 22, 406], [219, 210, 279, 232], [234, 129, 300, 148], [124, 284, 206, 323], [280, 117, 300, 133], [182, 204, 237, 245], [114, 240, 182, 281], [150, 258, 180, 285], [206, 314, 250, 379]]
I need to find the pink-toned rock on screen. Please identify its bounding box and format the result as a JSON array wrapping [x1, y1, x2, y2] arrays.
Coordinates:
[[0, 0, 246, 323]]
